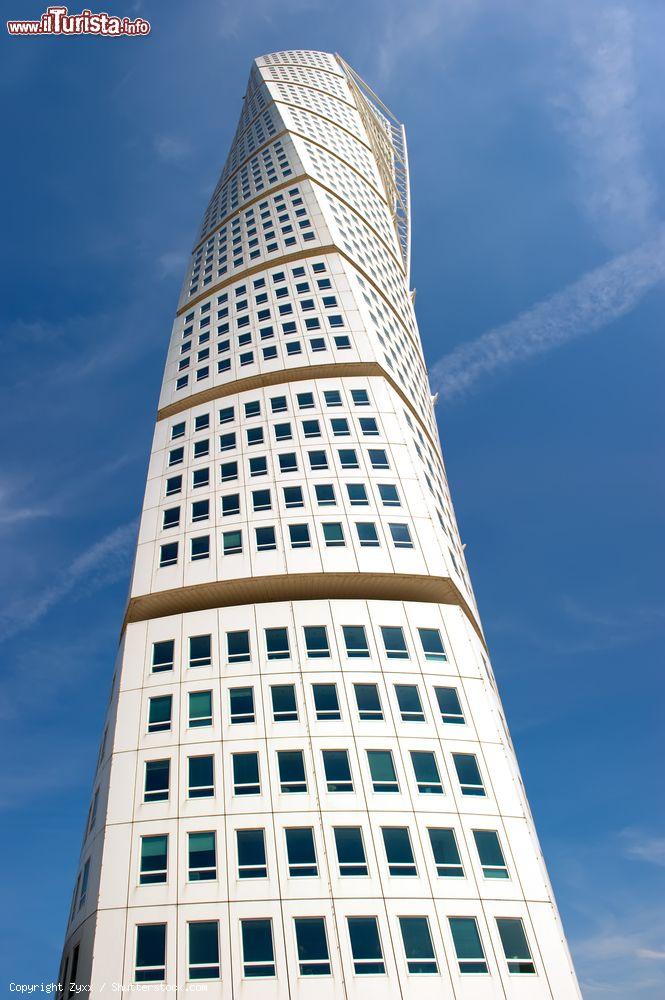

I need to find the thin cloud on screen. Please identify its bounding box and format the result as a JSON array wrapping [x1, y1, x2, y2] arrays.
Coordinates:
[[374, 0, 478, 83], [154, 134, 192, 163], [0, 520, 137, 643], [620, 829, 665, 868], [429, 225, 665, 400]]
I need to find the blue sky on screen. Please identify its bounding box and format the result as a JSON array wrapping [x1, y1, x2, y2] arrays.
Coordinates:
[[1, 0, 664, 993]]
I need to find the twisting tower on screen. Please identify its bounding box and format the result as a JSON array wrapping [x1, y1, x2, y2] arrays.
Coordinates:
[[60, 50, 580, 998]]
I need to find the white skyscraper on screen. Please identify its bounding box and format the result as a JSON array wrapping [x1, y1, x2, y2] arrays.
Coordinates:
[[60, 50, 581, 997]]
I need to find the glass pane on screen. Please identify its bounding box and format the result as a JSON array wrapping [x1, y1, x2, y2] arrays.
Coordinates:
[[497, 918, 535, 973], [295, 917, 330, 975]]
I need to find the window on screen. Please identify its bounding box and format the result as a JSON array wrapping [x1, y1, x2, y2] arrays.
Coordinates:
[[220, 461, 237, 482], [191, 535, 210, 561], [343, 625, 369, 657], [168, 447, 184, 467], [171, 421, 185, 440], [367, 750, 399, 792], [271, 684, 298, 721], [274, 421, 292, 442], [265, 627, 289, 660], [356, 522, 379, 547], [193, 439, 209, 458], [237, 828, 267, 878], [230, 686, 255, 724], [294, 918, 331, 976], [249, 456, 267, 477], [189, 690, 212, 728], [188, 921, 220, 980], [285, 827, 317, 876], [496, 918, 535, 974], [233, 752, 260, 795], [283, 485, 304, 507], [289, 523, 310, 548], [144, 759, 169, 802], [354, 683, 383, 720], [313, 683, 340, 720], [315, 483, 336, 505], [227, 630, 250, 663], [297, 391, 314, 409], [382, 827, 417, 876], [252, 488, 272, 511], [78, 859, 90, 908], [351, 389, 369, 405], [348, 917, 385, 975], [195, 414, 209, 432], [435, 686, 465, 724], [429, 828, 464, 877], [188, 831, 216, 881], [244, 400, 260, 418], [322, 749, 353, 791], [189, 634, 211, 668], [165, 475, 181, 496], [304, 625, 330, 658], [334, 827, 367, 876], [192, 467, 210, 488], [395, 684, 425, 722], [346, 484, 368, 506], [399, 917, 438, 974], [378, 483, 400, 506], [322, 522, 344, 546], [381, 626, 409, 659], [279, 452, 298, 473], [135, 924, 166, 982], [418, 627, 447, 661], [192, 499, 209, 522], [277, 750, 307, 792], [338, 448, 358, 469], [303, 418, 321, 437], [453, 753, 485, 796], [221, 493, 240, 516], [162, 506, 180, 529], [152, 640, 174, 673], [223, 529, 242, 554], [331, 417, 349, 436], [473, 830, 509, 879], [148, 695, 172, 733], [389, 523, 414, 548], [324, 389, 341, 406], [369, 449, 389, 469], [159, 542, 178, 568], [188, 756, 214, 798], [359, 417, 379, 436], [448, 917, 487, 974], [270, 395, 287, 413], [241, 919, 275, 978], [410, 750, 444, 794]]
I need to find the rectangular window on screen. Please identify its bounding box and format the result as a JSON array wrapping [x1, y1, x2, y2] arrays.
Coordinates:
[[473, 830, 509, 879], [429, 827, 464, 877], [188, 831, 216, 881], [343, 625, 369, 658], [147, 695, 172, 733], [359, 417, 379, 436], [189, 690, 212, 728], [221, 493, 240, 516], [322, 521, 344, 546], [294, 917, 331, 976], [192, 499, 209, 522], [252, 488, 272, 512], [255, 525, 277, 551], [279, 452, 298, 473], [229, 686, 255, 724], [265, 626, 290, 660], [395, 684, 425, 722], [227, 630, 250, 663], [135, 923, 166, 982], [189, 634, 211, 668], [283, 484, 304, 507], [322, 749, 353, 791], [382, 827, 417, 876], [191, 535, 210, 561], [418, 627, 447, 661], [165, 475, 181, 496], [78, 859, 90, 908], [351, 389, 369, 405], [159, 542, 178, 567], [277, 750, 307, 793], [410, 750, 444, 794], [289, 523, 311, 548], [367, 750, 399, 792], [237, 828, 267, 879], [285, 827, 317, 876], [304, 625, 330, 658], [233, 752, 260, 795], [313, 683, 340, 720], [223, 529, 242, 554], [220, 461, 237, 482], [378, 483, 400, 506], [152, 639, 174, 673], [348, 917, 385, 975], [399, 917, 438, 974], [315, 483, 336, 506], [449, 917, 488, 974], [496, 918, 535, 974], [368, 449, 389, 469], [380, 626, 409, 659], [144, 759, 169, 802], [389, 523, 414, 548], [271, 684, 298, 721], [435, 686, 465, 724], [188, 755, 214, 798], [334, 826, 368, 876], [453, 753, 486, 796], [162, 506, 180, 529], [347, 483, 368, 506], [188, 921, 220, 980], [140, 835, 167, 885], [354, 683, 383, 721], [241, 919, 275, 978], [338, 448, 358, 469]]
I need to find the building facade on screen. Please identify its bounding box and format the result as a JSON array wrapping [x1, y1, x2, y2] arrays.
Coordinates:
[[59, 50, 581, 998]]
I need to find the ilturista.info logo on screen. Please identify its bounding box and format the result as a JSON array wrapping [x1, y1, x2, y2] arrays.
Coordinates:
[[7, 6, 151, 36]]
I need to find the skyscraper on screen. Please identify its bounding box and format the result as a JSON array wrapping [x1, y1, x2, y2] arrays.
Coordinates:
[[60, 50, 580, 996]]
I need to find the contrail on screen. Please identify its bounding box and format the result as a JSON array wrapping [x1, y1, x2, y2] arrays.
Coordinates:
[[430, 226, 665, 400]]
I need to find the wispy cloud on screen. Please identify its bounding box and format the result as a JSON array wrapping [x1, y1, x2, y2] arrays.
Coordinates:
[[429, 225, 665, 400], [554, 2, 657, 247], [217, 0, 323, 40], [0, 520, 137, 643], [574, 904, 665, 994], [154, 134, 192, 163], [373, 0, 478, 83], [620, 829, 665, 868]]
